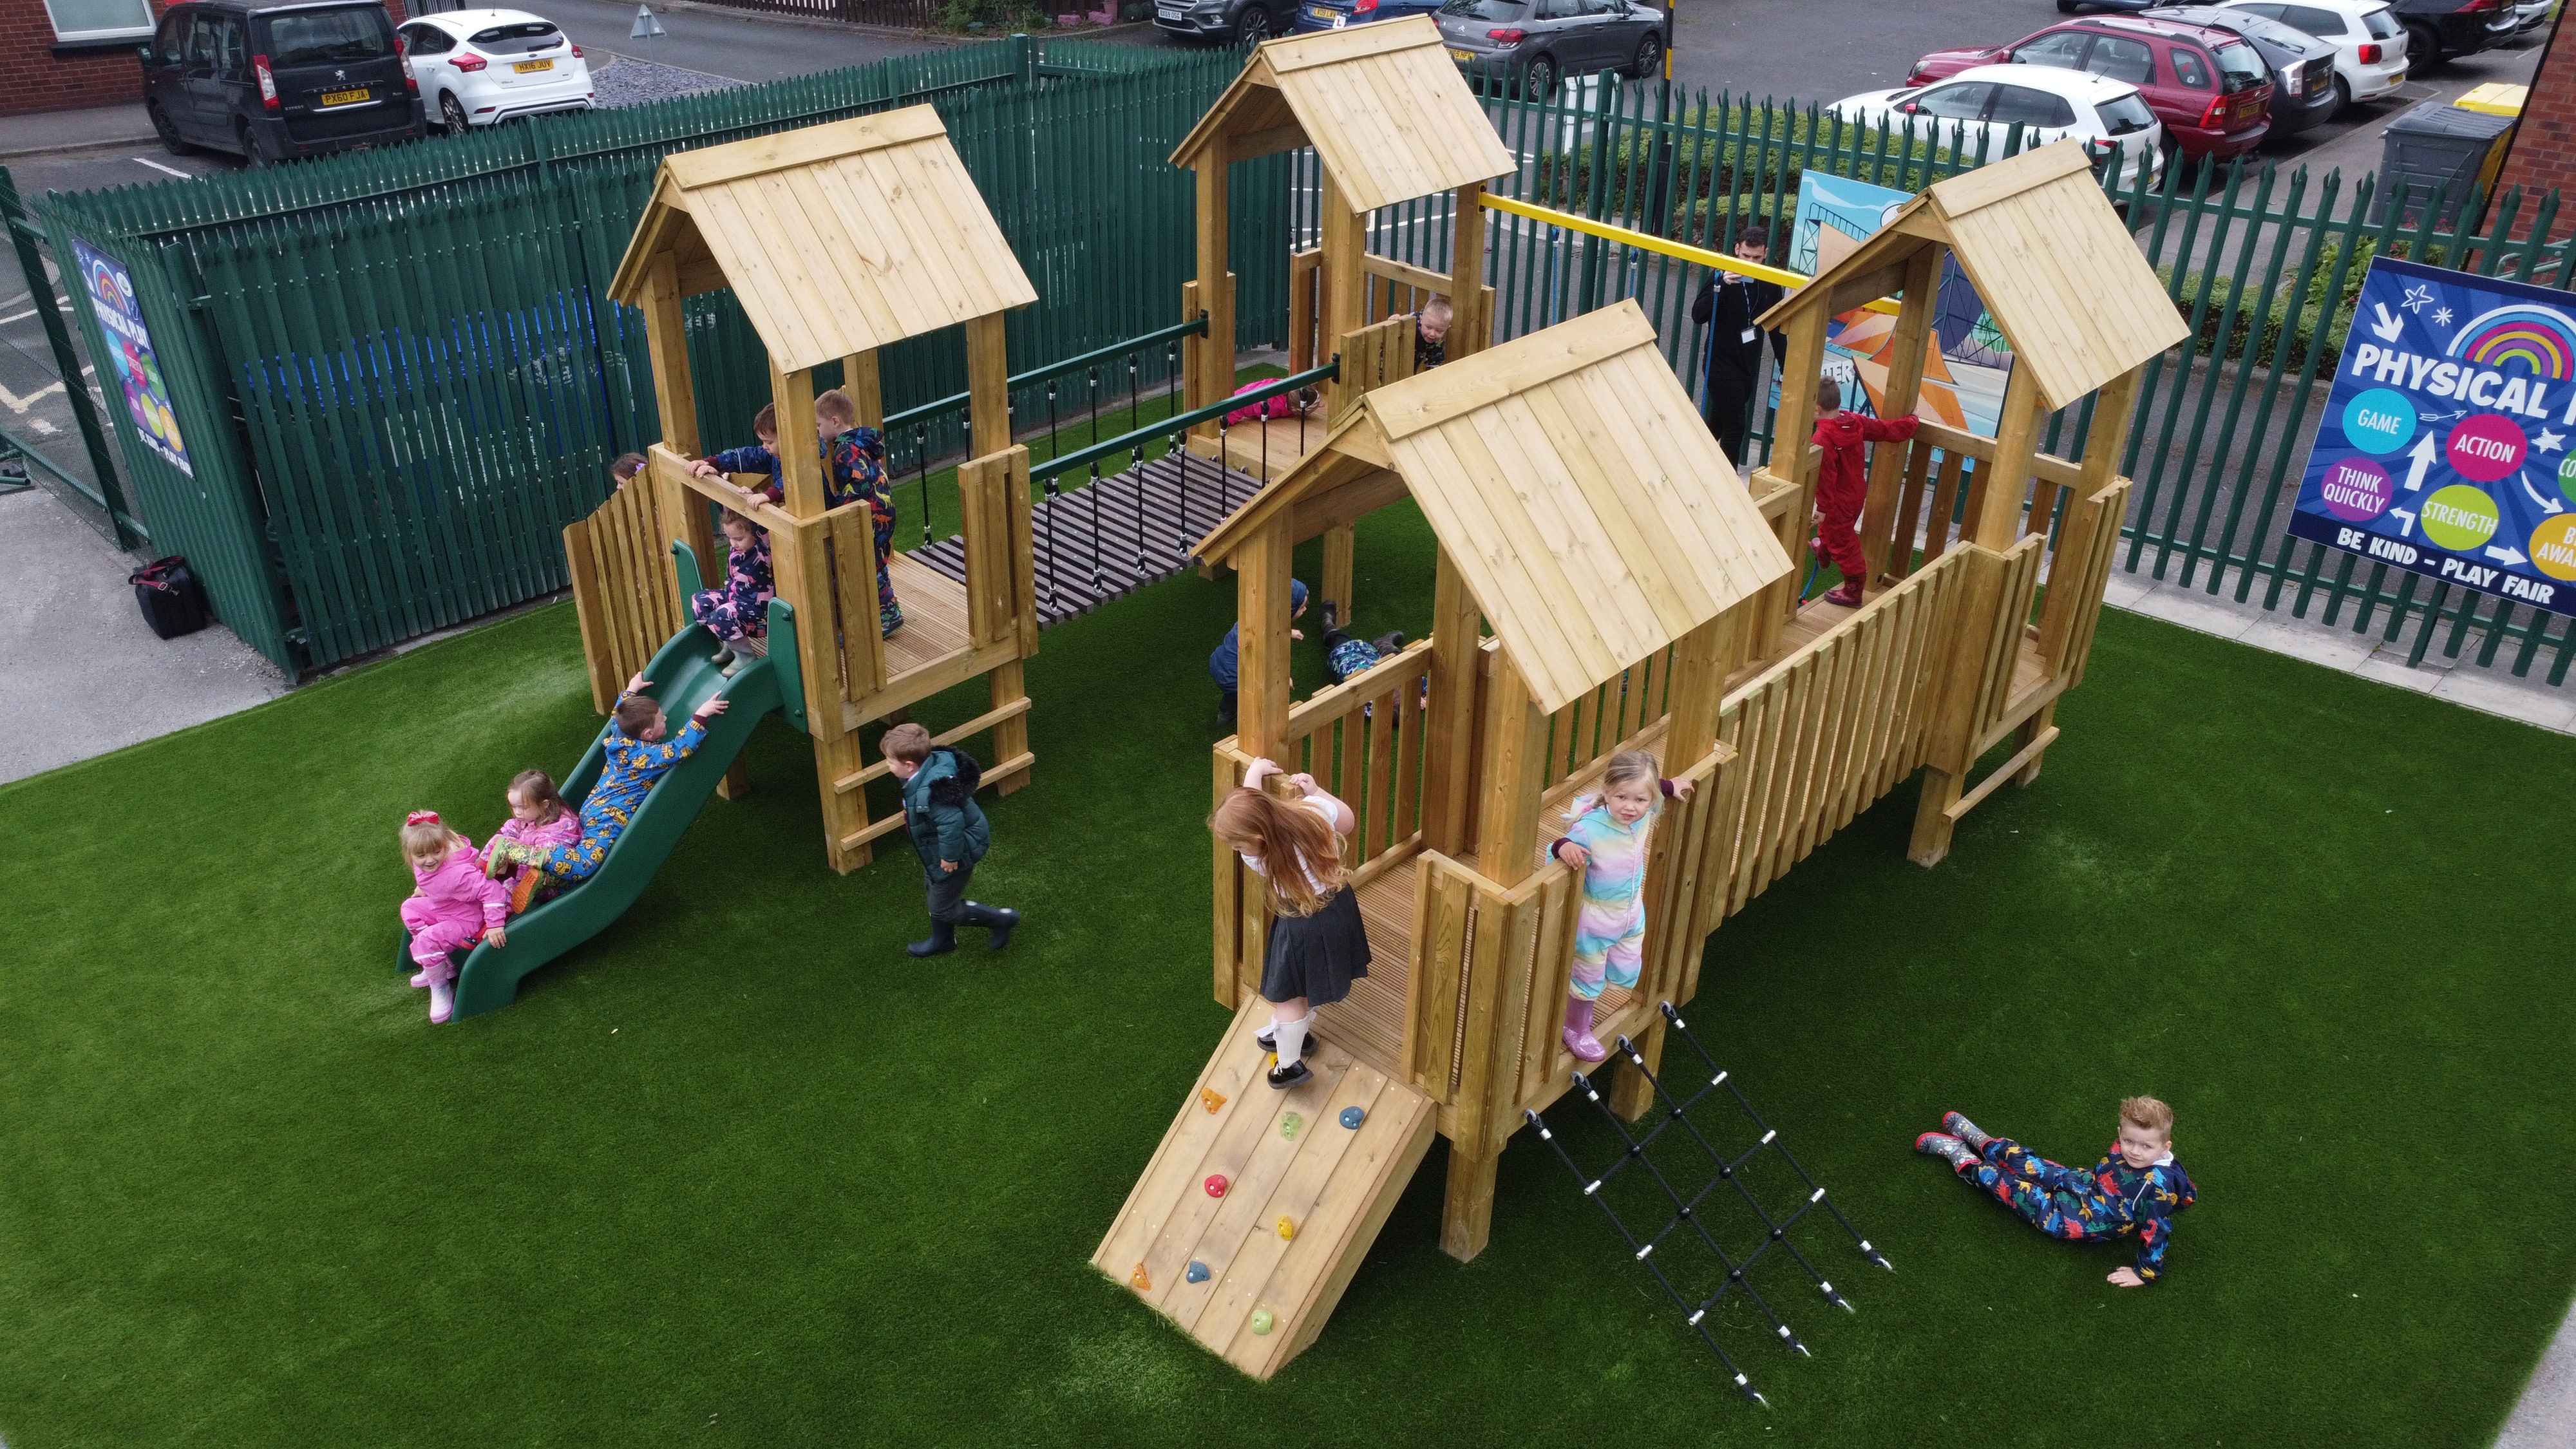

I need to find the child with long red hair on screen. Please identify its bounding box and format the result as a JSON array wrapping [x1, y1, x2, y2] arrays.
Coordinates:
[[1209, 759, 1363, 1090]]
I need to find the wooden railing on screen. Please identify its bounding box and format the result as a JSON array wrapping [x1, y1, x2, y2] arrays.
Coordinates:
[[1283, 639, 1435, 873], [563, 472, 690, 714], [1537, 639, 1675, 791]]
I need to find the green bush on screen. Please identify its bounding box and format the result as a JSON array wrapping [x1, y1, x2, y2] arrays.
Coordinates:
[[2157, 237, 2456, 366], [1532, 104, 1975, 236], [938, 0, 1043, 32]]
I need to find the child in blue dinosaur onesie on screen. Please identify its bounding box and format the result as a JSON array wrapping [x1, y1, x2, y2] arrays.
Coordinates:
[[1916, 1096, 2197, 1285]]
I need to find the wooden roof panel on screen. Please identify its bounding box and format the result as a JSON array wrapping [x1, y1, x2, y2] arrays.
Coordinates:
[[607, 106, 1036, 371]]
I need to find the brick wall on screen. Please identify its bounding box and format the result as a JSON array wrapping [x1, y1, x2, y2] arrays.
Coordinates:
[[1, 0, 408, 119], [2491, 6, 2570, 243]]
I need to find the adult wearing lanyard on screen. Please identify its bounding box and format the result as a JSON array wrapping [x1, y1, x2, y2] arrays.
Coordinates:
[[1689, 228, 1788, 468]]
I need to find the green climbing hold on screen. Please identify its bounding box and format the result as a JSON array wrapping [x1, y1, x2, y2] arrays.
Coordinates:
[[1280, 1112, 1302, 1141], [1251, 1307, 1276, 1336]]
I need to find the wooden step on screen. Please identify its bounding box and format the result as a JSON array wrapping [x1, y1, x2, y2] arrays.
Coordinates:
[[1094, 996, 1439, 1379]]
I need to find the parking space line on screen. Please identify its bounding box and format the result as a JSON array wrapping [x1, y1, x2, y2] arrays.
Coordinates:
[[131, 157, 190, 178]]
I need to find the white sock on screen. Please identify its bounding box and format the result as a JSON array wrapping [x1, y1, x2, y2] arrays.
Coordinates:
[[1261, 1011, 1281, 1041], [1273, 1014, 1309, 1068]]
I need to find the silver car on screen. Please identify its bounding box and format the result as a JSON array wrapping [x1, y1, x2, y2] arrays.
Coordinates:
[[1435, 0, 1668, 97]]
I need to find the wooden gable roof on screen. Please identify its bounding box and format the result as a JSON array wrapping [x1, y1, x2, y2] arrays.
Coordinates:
[[1170, 16, 1513, 213], [1198, 301, 1793, 714], [606, 106, 1037, 373], [1756, 141, 2187, 412]]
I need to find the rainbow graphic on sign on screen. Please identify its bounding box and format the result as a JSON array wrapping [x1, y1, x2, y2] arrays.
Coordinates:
[[2445, 303, 2576, 380]]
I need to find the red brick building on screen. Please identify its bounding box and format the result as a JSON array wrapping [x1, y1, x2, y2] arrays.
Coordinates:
[[2490, 6, 2570, 242], [5, 0, 405, 118]]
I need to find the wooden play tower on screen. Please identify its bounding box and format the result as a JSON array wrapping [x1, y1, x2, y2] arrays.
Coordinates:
[[564, 107, 1044, 873], [1097, 134, 2186, 1378]]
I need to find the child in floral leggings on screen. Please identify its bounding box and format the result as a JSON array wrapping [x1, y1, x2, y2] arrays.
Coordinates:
[[692, 511, 774, 672], [1916, 1097, 2197, 1285]]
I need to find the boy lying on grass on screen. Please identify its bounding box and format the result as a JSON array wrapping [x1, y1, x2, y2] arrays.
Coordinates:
[[1917, 1096, 2197, 1286]]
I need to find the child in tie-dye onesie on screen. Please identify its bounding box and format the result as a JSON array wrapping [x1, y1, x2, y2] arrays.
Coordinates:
[[1546, 750, 1694, 1062]]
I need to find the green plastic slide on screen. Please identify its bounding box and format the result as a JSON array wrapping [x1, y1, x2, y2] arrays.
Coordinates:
[[397, 543, 805, 1021]]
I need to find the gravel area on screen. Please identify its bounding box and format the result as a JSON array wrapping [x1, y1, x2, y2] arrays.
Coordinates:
[[588, 55, 748, 108]]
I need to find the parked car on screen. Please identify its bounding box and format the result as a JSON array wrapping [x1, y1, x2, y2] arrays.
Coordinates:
[[1911, 15, 2273, 164], [1829, 65, 2165, 193], [1154, 0, 1289, 43], [139, 0, 421, 166], [2213, 0, 2407, 111], [2508, 0, 2550, 33], [2146, 6, 2338, 133], [397, 10, 592, 132], [1293, 0, 1443, 35], [1435, 0, 1667, 95], [2376, 0, 2515, 66]]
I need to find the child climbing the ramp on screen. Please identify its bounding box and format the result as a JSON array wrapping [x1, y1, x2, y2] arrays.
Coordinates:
[[1211, 578, 1307, 727], [1915, 1097, 2197, 1286], [1810, 372, 1918, 608], [483, 770, 581, 914], [1547, 750, 1694, 1063], [692, 510, 775, 674], [1209, 759, 1363, 1090], [399, 811, 507, 1024], [688, 403, 782, 510], [880, 723, 1021, 959], [487, 674, 731, 887]]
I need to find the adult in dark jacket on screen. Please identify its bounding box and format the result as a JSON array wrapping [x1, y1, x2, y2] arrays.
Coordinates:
[[883, 723, 1021, 958], [1689, 229, 1788, 466]]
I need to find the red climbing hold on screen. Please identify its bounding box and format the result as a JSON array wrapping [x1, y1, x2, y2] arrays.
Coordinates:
[[1205, 1174, 1229, 1198]]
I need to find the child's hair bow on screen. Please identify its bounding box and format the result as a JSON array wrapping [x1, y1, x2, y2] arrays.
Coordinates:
[[406, 810, 442, 826]]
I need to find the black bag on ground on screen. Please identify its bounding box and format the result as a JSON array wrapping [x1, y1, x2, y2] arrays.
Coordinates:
[[129, 555, 210, 639]]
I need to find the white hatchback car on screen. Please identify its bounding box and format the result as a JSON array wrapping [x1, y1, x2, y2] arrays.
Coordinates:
[[397, 9, 594, 131], [2213, 0, 2407, 111], [1830, 65, 2164, 194]]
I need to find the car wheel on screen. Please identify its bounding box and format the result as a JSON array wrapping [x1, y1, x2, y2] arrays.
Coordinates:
[[2331, 74, 2354, 118], [1523, 52, 1557, 98], [440, 92, 471, 133], [147, 102, 192, 157], [2403, 21, 2443, 68], [1234, 3, 1273, 41], [1627, 31, 1663, 79], [239, 123, 276, 168]]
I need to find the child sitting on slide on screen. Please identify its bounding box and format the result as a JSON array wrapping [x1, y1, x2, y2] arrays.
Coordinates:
[[1546, 750, 1693, 1062], [692, 510, 775, 674], [690, 404, 782, 511], [487, 674, 730, 887], [399, 811, 507, 1024], [1915, 1097, 2197, 1286], [483, 770, 580, 914]]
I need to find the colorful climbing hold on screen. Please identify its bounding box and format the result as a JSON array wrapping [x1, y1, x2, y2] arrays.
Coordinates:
[[1186, 1261, 1211, 1284], [1280, 1112, 1302, 1141], [1200, 1087, 1227, 1115], [1131, 1263, 1151, 1291], [1205, 1174, 1228, 1198], [1340, 1106, 1366, 1130], [1250, 1307, 1276, 1336], [1276, 1215, 1296, 1241]]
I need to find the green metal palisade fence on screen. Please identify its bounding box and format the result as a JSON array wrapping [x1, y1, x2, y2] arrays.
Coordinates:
[[35, 36, 1291, 678]]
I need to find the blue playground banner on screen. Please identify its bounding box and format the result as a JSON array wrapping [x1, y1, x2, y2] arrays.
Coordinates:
[[71, 235, 191, 478], [2288, 256, 2576, 618]]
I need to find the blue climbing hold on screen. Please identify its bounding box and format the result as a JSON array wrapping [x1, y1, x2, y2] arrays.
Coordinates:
[[1186, 1261, 1211, 1284], [1340, 1106, 1366, 1130]]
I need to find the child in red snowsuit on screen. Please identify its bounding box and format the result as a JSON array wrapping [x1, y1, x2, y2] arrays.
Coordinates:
[[1809, 374, 1917, 607]]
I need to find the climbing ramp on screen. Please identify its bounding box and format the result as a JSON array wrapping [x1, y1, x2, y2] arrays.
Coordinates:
[[1093, 996, 1439, 1379], [1524, 1001, 1893, 1406], [907, 453, 1265, 630]]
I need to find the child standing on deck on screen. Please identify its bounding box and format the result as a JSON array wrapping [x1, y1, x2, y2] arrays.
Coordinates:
[[1916, 1098, 2198, 1286], [1209, 759, 1365, 1090], [691, 511, 775, 673], [399, 811, 507, 1024], [688, 404, 782, 510], [483, 770, 581, 914], [1547, 750, 1694, 1062], [817, 388, 903, 639], [487, 673, 730, 887], [1810, 373, 1918, 608]]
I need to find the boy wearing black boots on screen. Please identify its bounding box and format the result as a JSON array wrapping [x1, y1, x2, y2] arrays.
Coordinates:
[[882, 723, 1021, 958]]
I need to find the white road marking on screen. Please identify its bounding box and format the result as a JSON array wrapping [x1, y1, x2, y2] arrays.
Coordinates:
[[0, 380, 65, 414], [132, 156, 191, 178]]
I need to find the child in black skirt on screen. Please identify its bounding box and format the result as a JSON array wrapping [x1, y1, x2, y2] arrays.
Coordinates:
[[1209, 757, 1365, 1089]]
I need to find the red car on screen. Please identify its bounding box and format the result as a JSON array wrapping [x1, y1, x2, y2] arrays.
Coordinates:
[[1910, 15, 2274, 163]]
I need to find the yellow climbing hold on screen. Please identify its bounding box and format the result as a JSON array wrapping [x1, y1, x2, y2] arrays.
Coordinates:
[[1131, 1262, 1151, 1291], [1200, 1087, 1227, 1114], [1276, 1215, 1296, 1241]]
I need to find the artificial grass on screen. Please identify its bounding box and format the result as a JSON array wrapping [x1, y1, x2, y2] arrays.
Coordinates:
[[3, 500, 2572, 1448]]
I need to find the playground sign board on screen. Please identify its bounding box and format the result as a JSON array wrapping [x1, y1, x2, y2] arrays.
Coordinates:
[[71, 236, 191, 478], [2288, 256, 2576, 618]]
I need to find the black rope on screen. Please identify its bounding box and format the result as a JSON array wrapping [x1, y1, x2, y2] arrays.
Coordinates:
[[1132, 441, 1147, 571], [1041, 380, 1061, 615], [915, 421, 932, 549], [1087, 459, 1105, 596], [1173, 428, 1190, 562]]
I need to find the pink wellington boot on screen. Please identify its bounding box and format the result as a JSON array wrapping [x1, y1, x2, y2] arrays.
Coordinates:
[[408, 965, 433, 989], [428, 979, 455, 1025], [1562, 997, 1607, 1063]]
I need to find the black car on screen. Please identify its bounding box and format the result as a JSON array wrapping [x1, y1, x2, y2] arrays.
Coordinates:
[[2378, 0, 2515, 65], [2146, 5, 2339, 133], [1153, 0, 1289, 42], [140, 1, 421, 166]]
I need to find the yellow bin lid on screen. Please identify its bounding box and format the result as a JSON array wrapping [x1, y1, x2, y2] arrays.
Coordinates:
[[2454, 83, 2527, 117]]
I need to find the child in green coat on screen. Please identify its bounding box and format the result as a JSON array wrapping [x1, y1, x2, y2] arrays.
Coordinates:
[[882, 723, 1021, 958]]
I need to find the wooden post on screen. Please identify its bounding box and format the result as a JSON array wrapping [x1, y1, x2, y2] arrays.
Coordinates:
[[966, 313, 1011, 458], [1908, 547, 2007, 867], [1420, 546, 1483, 855], [1191, 147, 1233, 433], [1320, 522, 1356, 627], [2015, 367, 2139, 788], [642, 251, 701, 458], [1318, 171, 1367, 417], [1447, 181, 1488, 360], [1235, 515, 1296, 764], [1966, 363, 2047, 550], [1473, 652, 1548, 889], [842, 349, 883, 430], [772, 362, 826, 518], [1442, 887, 1537, 1262], [1857, 247, 1942, 589]]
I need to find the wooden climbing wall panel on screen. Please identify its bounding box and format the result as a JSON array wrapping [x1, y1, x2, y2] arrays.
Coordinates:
[[1094, 996, 1438, 1379]]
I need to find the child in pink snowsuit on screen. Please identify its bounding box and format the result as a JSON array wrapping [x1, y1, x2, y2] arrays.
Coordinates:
[[482, 770, 580, 914], [399, 811, 507, 1024], [1224, 383, 1319, 426]]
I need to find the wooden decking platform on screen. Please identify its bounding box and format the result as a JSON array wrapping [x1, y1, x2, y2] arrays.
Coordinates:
[[1312, 857, 1422, 1080]]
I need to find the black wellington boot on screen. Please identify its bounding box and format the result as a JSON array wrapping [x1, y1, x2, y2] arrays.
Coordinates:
[[905, 920, 958, 958], [962, 902, 1021, 950]]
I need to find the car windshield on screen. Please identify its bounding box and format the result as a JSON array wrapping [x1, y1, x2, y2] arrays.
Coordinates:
[[265, 8, 391, 64], [1440, 0, 1528, 15], [2361, 6, 2404, 39], [2214, 40, 2268, 90], [2097, 91, 2156, 133]]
